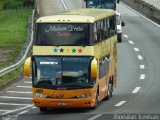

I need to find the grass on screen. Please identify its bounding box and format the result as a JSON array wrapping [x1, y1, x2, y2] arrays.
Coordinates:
[[0, 8, 31, 68], [0, 65, 23, 86], [0, 1, 32, 87], [0, 0, 3, 11]]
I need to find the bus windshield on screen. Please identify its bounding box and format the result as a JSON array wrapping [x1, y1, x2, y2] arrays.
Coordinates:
[[32, 56, 93, 89], [35, 23, 90, 46], [86, 0, 116, 9]]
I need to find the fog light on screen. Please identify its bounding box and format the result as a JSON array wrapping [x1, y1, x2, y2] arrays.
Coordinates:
[[34, 93, 47, 98]]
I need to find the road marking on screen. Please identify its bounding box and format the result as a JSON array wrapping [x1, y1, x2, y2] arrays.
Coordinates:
[[138, 55, 143, 60], [0, 110, 10, 112], [140, 65, 145, 69], [88, 114, 102, 120], [132, 87, 141, 93], [6, 91, 32, 94], [128, 40, 134, 45], [140, 74, 145, 80], [0, 103, 32, 106], [32, 106, 36, 109], [60, 0, 68, 10], [0, 96, 32, 100], [24, 81, 32, 84], [16, 86, 32, 88], [115, 101, 127, 107], [3, 105, 33, 115], [123, 35, 128, 38], [134, 48, 140, 52], [18, 111, 28, 115]]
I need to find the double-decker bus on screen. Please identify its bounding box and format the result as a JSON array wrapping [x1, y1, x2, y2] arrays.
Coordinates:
[[84, 0, 119, 10], [24, 8, 117, 111]]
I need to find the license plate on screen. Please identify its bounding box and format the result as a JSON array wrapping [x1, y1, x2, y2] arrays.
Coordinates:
[[58, 102, 67, 106]]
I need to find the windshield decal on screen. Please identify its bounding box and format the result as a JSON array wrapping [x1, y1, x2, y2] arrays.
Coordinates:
[[40, 61, 58, 65], [53, 48, 83, 54], [44, 25, 84, 32]]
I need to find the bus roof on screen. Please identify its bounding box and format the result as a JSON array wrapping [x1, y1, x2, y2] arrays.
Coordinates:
[[36, 8, 115, 23]]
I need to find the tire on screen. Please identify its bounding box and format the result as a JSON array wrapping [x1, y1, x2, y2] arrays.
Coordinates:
[[118, 37, 122, 43], [90, 91, 99, 110], [117, 33, 122, 43], [95, 92, 99, 107], [40, 107, 47, 112], [106, 83, 113, 100]]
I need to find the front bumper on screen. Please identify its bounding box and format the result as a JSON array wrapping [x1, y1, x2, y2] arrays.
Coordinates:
[[33, 97, 95, 108]]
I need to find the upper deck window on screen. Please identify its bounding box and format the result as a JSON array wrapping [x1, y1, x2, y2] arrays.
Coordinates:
[[35, 23, 90, 46]]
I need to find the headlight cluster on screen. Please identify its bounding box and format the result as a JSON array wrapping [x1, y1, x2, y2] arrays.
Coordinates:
[[77, 94, 91, 98], [34, 93, 47, 98]]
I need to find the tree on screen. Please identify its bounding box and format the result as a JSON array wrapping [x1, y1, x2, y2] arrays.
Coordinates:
[[23, 0, 34, 7]]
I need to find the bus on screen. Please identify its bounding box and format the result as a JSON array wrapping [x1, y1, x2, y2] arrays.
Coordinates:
[[24, 8, 117, 111], [84, 0, 120, 10]]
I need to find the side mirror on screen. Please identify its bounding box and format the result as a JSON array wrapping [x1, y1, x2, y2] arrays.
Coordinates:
[[24, 57, 31, 77], [122, 21, 125, 26], [91, 58, 98, 78]]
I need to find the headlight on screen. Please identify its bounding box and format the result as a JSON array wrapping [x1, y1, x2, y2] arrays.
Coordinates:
[[34, 93, 47, 98], [77, 94, 91, 98]]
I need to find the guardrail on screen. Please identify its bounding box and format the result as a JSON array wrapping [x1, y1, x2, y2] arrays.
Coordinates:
[[121, 0, 160, 22], [0, 0, 67, 79], [0, 9, 35, 78]]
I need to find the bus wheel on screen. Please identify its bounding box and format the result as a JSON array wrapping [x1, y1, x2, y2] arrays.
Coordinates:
[[106, 83, 113, 100], [40, 107, 47, 112], [91, 92, 99, 110], [95, 92, 99, 106], [118, 33, 122, 42]]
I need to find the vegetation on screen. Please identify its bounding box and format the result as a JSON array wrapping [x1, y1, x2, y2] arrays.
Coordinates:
[[0, 0, 33, 85], [1, 0, 34, 9], [0, 9, 31, 68], [0, 1, 3, 10], [0, 65, 23, 86]]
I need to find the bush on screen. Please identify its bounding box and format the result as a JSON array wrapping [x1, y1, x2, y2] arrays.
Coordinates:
[[3, 0, 34, 9], [0, 0, 3, 10], [3, 0, 22, 9], [23, 0, 34, 7]]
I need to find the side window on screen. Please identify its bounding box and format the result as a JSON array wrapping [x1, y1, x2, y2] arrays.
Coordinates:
[[93, 23, 98, 43], [99, 56, 109, 79], [110, 16, 115, 30], [107, 18, 110, 29], [103, 18, 108, 39], [109, 16, 116, 37], [100, 20, 104, 40], [97, 21, 101, 42]]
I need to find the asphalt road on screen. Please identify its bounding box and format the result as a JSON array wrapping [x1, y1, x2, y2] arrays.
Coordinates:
[[1, 0, 160, 120]]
